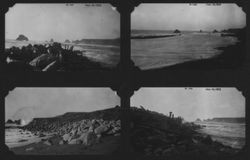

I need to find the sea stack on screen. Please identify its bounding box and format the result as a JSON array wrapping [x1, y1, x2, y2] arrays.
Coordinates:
[[213, 29, 218, 33], [16, 34, 29, 41], [64, 39, 71, 43], [6, 119, 14, 124], [173, 29, 181, 34]]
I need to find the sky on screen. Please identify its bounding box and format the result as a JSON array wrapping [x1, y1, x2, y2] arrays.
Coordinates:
[[132, 3, 246, 31], [5, 3, 120, 41], [5, 88, 119, 122], [131, 88, 245, 122]]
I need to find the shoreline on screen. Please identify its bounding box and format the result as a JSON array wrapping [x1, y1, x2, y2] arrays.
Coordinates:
[[131, 34, 180, 39], [143, 39, 245, 72]]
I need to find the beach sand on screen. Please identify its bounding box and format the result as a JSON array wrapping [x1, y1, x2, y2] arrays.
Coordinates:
[[10, 135, 120, 155]]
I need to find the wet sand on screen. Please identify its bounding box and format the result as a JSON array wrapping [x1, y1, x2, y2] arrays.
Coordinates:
[[144, 40, 245, 72], [10, 135, 120, 155]]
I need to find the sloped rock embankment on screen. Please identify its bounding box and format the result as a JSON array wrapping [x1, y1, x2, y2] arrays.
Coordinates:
[[21, 107, 121, 147]]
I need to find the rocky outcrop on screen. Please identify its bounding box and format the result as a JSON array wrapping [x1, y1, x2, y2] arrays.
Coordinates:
[[213, 29, 219, 33], [64, 40, 71, 43], [6, 119, 23, 125], [6, 119, 14, 124], [174, 29, 181, 33], [195, 118, 201, 122], [16, 34, 29, 41]]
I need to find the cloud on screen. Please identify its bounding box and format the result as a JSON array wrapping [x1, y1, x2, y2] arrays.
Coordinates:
[[132, 3, 246, 31], [6, 4, 120, 41]]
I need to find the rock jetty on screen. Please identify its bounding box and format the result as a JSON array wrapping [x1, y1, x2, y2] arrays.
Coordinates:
[[21, 107, 121, 146], [130, 106, 243, 158]]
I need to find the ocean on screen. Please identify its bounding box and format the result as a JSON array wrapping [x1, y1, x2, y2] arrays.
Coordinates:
[[131, 30, 239, 70], [194, 121, 245, 149], [5, 39, 120, 67], [5, 128, 41, 148]]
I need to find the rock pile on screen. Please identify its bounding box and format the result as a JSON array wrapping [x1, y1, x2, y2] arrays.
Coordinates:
[[58, 119, 121, 145], [20, 107, 121, 147], [130, 106, 240, 157], [4, 42, 104, 71], [23, 118, 121, 147]]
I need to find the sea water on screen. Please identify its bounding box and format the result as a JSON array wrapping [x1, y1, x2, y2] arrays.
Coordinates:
[[194, 121, 245, 149], [5, 127, 41, 148], [131, 30, 239, 70]]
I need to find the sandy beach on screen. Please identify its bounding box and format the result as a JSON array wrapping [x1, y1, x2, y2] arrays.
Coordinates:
[[10, 135, 120, 155]]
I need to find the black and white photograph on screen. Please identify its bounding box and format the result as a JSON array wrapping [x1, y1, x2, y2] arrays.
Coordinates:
[[5, 87, 121, 155], [130, 88, 245, 158], [3, 3, 120, 71], [131, 3, 246, 70], [0, 1, 249, 159]]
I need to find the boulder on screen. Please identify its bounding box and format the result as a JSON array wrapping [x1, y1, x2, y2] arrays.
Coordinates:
[[48, 136, 62, 145], [62, 133, 71, 142], [78, 131, 97, 146], [68, 138, 82, 145], [202, 135, 213, 145], [107, 130, 115, 135], [114, 133, 121, 136], [112, 126, 120, 133], [25, 147, 34, 151], [44, 140, 52, 146], [29, 54, 57, 69], [88, 125, 95, 132], [94, 125, 108, 135], [116, 120, 121, 125], [39, 133, 46, 137], [42, 60, 60, 71], [59, 140, 64, 145]]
